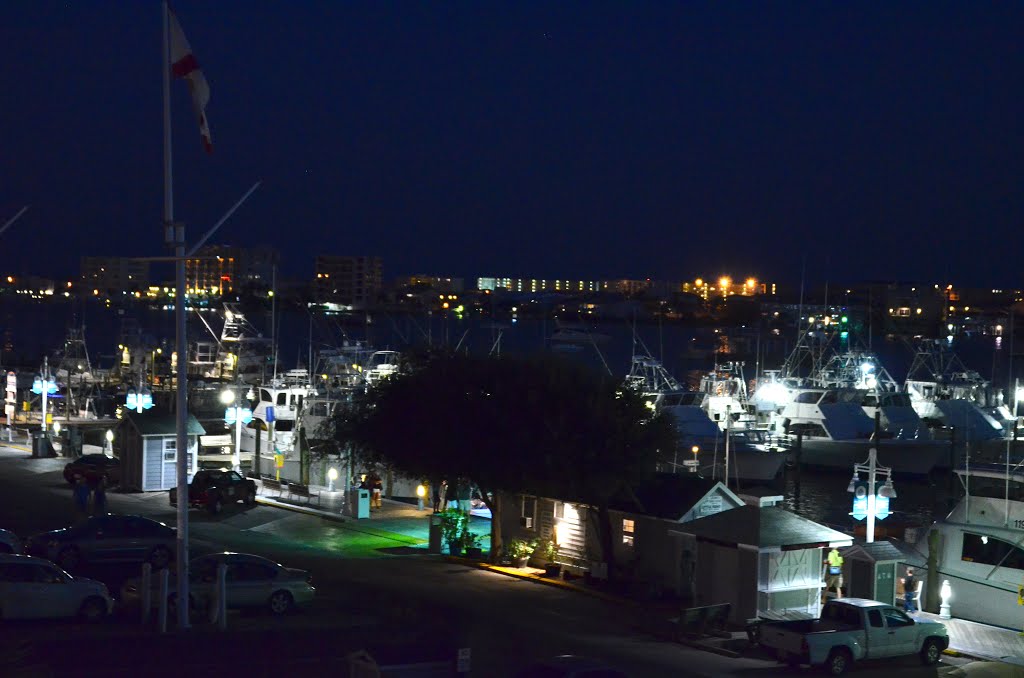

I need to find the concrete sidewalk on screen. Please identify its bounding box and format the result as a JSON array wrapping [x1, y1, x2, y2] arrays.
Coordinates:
[[917, 611, 1024, 666]]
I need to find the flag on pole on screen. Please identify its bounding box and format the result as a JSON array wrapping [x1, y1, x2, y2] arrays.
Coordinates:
[[168, 8, 213, 154]]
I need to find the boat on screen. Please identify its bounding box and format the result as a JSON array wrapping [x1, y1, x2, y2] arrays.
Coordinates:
[[623, 354, 785, 482], [770, 387, 942, 475], [914, 460, 1024, 630]]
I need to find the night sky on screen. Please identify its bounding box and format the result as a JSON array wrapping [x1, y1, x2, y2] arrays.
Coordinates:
[[1, 2, 1021, 286]]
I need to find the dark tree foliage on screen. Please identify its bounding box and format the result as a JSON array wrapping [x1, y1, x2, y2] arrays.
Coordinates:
[[333, 352, 675, 571]]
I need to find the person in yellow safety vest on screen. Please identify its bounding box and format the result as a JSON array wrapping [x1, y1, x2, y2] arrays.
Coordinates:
[[826, 548, 844, 599]]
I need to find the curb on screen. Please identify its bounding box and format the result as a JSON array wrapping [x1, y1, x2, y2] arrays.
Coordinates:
[[255, 496, 347, 523], [445, 556, 633, 605]]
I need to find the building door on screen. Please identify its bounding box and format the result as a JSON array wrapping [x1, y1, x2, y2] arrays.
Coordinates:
[[874, 562, 896, 606]]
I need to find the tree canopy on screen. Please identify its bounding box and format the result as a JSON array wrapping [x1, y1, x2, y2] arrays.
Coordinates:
[[334, 352, 676, 567]]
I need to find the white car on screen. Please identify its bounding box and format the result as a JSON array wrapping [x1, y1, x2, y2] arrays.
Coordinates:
[[0, 529, 22, 554], [0, 554, 112, 622], [122, 552, 314, 616]]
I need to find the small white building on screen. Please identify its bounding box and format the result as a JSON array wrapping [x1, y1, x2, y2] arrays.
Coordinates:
[[672, 504, 853, 623], [120, 411, 204, 492]]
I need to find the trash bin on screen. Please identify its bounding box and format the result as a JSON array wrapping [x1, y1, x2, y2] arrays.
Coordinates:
[[351, 488, 370, 519], [31, 431, 54, 458], [428, 515, 442, 554]]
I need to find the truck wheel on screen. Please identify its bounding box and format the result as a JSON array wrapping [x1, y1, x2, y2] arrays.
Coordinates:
[[920, 638, 942, 665], [208, 496, 223, 515], [825, 648, 851, 676], [243, 488, 256, 506]]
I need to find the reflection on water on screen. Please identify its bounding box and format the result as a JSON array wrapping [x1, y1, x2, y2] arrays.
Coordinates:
[[736, 466, 959, 534]]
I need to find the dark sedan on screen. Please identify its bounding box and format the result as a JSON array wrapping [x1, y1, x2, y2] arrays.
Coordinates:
[[63, 454, 121, 487], [25, 515, 175, 572]]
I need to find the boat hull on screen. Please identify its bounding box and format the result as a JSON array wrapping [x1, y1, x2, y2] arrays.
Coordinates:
[[790, 439, 942, 475], [703, 449, 787, 482]]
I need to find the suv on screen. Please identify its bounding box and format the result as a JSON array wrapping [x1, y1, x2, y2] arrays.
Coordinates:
[[0, 554, 112, 622], [170, 469, 257, 514], [63, 454, 121, 487]]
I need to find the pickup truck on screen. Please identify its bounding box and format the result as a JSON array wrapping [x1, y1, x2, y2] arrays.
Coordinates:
[[759, 598, 948, 675], [170, 469, 257, 514]]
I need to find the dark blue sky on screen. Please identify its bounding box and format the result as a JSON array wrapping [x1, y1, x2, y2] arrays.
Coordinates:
[[1, 2, 1021, 286]]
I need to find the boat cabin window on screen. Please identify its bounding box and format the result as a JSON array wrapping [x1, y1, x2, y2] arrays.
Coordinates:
[[277, 392, 287, 406], [292, 394, 304, 409], [819, 392, 838, 405], [260, 389, 272, 404], [862, 394, 878, 407], [961, 533, 1024, 570], [795, 391, 824, 404], [274, 420, 294, 432]]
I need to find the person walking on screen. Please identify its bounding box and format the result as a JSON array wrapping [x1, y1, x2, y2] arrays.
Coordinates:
[[73, 476, 90, 519], [370, 475, 383, 509], [92, 476, 108, 516], [902, 568, 918, 613], [825, 547, 844, 600]]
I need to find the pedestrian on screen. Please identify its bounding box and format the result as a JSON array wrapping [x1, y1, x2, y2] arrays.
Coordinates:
[[92, 476, 107, 516], [825, 547, 844, 600], [437, 479, 448, 513], [902, 568, 918, 613], [371, 475, 383, 509], [432, 480, 443, 513], [73, 476, 89, 518]]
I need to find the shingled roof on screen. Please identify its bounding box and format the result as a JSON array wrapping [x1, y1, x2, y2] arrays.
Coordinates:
[[124, 410, 206, 437], [671, 505, 853, 550]]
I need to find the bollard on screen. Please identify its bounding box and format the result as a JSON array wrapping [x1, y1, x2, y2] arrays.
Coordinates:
[[157, 568, 169, 633], [217, 562, 227, 630], [141, 563, 152, 624]]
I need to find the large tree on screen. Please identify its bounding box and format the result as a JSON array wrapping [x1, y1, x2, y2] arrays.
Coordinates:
[[334, 352, 674, 572]]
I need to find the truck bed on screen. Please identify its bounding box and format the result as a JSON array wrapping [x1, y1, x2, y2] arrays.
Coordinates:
[[762, 619, 859, 635]]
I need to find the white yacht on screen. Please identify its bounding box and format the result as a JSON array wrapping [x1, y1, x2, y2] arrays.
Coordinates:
[[770, 387, 942, 475], [915, 462, 1024, 630], [623, 354, 785, 482]]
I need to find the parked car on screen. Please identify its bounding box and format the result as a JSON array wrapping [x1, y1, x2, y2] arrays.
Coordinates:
[[0, 553, 112, 622], [170, 469, 257, 514], [513, 656, 631, 678], [0, 528, 23, 554], [63, 454, 121, 487], [121, 552, 314, 616], [24, 514, 175, 572], [758, 598, 949, 675]]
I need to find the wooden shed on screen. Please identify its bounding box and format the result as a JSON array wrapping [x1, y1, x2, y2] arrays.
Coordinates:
[[120, 411, 205, 492], [672, 505, 853, 623]]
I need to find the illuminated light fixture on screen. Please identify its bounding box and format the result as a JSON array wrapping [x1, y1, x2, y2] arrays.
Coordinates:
[[126, 387, 154, 413], [808, 316, 815, 323], [846, 472, 859, 493], [719, 276, 731, 289], [328, 468, 339, 492], [745, 278, 756, 288], [878, 477, 897, 499], [840, 316, 848, 324], [219, 389, 236, 405], [695, 278, 703, 286], [32, 375, 58, 395], [860, 362, 874, 373], [939, 580, 952, 619]]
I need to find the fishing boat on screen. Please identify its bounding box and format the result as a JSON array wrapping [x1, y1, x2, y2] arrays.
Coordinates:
[[914, 460, 1024, 630]]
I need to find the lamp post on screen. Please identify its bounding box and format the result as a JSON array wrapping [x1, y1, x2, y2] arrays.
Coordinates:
[[105, 429, 114, 455], [31, 357, 58, 437], [847, 447, 897, 543], [221, 388, 252, 473]]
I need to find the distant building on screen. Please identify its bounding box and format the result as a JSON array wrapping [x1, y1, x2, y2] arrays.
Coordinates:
[[477, 277, 605, 294], [185, 245, 278, 296], [80, 257, 150, 294], [680, 276, 774, 300], [314, 256, 382, 307], [405, 275, 464, 294]]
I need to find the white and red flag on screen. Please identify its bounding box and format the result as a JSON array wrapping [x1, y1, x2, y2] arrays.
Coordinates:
[[168, 7, 213, 154]]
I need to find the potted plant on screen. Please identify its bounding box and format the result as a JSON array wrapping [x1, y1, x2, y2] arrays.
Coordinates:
[[538, 539, 561, 578], [462, 530, 483, 559], [438, 508, 466, 556], [506, 538, 536, 568]]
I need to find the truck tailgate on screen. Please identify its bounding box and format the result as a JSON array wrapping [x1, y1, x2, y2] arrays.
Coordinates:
[[760, 625, 806, 655]]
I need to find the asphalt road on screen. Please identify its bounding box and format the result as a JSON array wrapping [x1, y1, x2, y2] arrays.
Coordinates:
[[0, 448, 993, 677]]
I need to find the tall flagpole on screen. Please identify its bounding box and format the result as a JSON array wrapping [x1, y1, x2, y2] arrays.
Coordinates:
[[163, 0, 190, 630]]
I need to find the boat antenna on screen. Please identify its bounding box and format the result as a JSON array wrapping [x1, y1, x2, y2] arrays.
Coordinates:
[[0, 205, 29, 238], [796, 254, 806, 347], [271, 263, 278, 382]]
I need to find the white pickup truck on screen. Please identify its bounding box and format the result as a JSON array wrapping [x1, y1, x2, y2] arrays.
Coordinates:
[[758, 598, 949, 675]]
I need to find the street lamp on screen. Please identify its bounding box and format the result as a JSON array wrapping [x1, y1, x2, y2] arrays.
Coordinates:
[[105, 429, 114, 455], [221, 388, 252, 473], [328, 468, 338, 492], [847, 447, 895, 543], [31, 357, 58, 436]]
